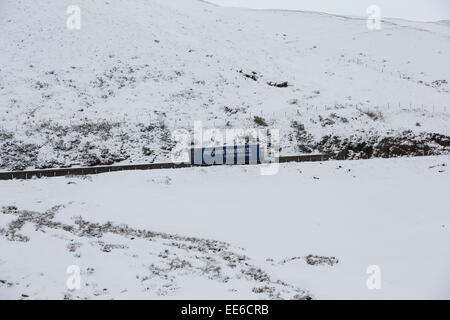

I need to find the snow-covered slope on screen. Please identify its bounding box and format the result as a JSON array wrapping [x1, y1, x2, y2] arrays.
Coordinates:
[[2, 1, 449, 301], [1, 0, 450, 170], [1, 155, 449, 299]]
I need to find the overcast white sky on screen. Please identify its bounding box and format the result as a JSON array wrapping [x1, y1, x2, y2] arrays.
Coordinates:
[[206, 0, 450, 22]]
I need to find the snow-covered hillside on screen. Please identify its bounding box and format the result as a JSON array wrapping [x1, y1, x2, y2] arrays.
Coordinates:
[[1, 156, 449, 299], [1, 0, 450, 170], [1, 0, 450, 300]]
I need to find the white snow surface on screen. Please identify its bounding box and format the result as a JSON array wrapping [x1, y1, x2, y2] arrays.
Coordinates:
[[0, 0, 450, 169], [1, 0, 450, 300], [1, 156, 449, 299]]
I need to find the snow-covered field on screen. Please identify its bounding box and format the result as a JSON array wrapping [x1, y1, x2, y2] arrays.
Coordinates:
[[1, 156, 449, 299], [1, 0, 450, 300]]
